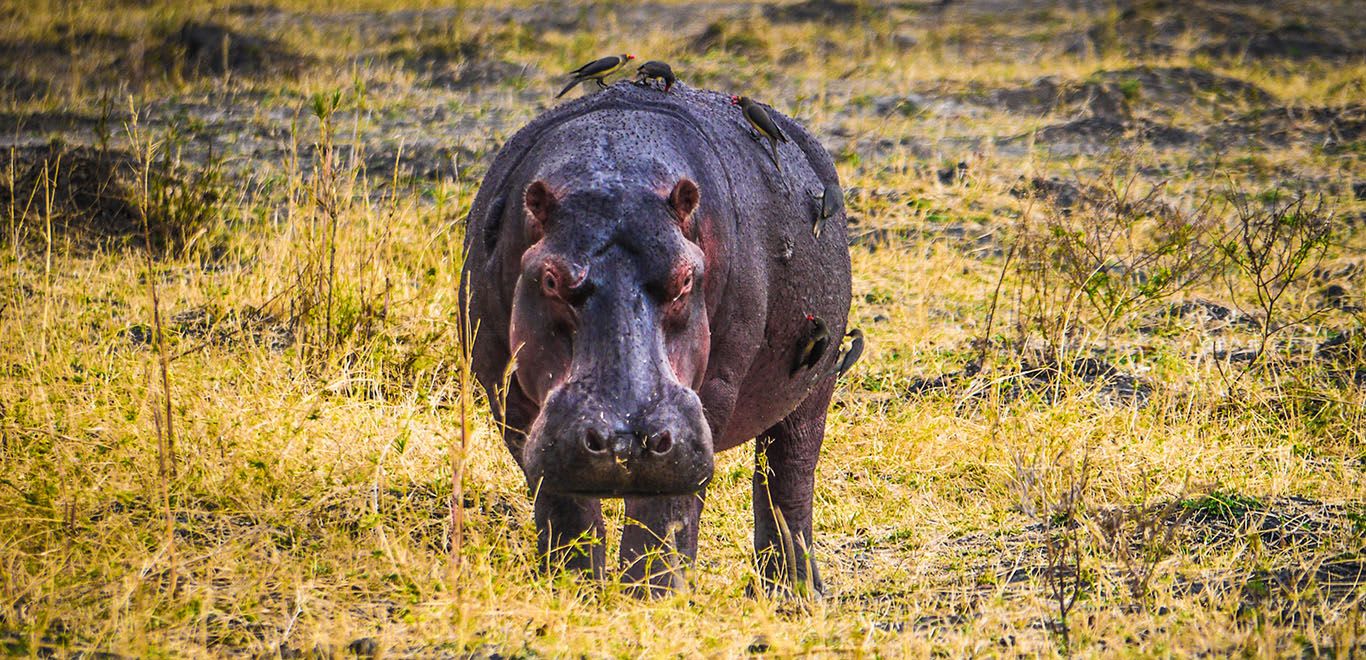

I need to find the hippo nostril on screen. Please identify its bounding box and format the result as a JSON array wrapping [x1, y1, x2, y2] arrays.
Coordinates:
[[645, 430, 673, 455], [583, 428, 609, 454]]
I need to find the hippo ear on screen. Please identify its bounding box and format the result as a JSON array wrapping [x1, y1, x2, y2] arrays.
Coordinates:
[[668, 178, 700, 236], [524, 180, 557, 241]]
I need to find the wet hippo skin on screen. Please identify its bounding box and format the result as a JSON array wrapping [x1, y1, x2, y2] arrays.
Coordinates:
[[459, 82, 851, 595]]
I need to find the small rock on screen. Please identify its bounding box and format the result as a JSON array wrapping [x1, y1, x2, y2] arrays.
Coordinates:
[[873, 620, 905, 632], [122, 323, 153, 346], [346, 637, 379, 658], [937, 160, 967, 185], [873, 93, 928, 117], [892, 32, 918, 49]]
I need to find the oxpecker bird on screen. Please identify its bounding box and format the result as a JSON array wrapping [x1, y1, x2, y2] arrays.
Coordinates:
[[834, 329, 864, 378], [635, 60, 676, 92], [730, 95, 789, 172], [556, 53, 635, 98], [810, 182, 844, 238], [792, 314, 831, 376]]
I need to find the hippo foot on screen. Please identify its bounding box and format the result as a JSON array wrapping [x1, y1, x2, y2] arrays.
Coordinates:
[[535, 492, 607, 579], [540, 537, 607, 578], [621, 553, 689, 598], [746, 574, 824, 603], [752, 517, 824, 600], [618, 494, 703, 596], [752, 546, 824, 601], [750, 381, 834, 601]]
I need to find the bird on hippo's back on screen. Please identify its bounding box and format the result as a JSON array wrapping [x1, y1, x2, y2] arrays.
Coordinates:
[[556, 53, 635, 98], [635, 60, 676, 92], [791, 314, 830, 376], [730, 95, 789, 172], [834, 328, 864, 379], [810, 182, 844, 238]]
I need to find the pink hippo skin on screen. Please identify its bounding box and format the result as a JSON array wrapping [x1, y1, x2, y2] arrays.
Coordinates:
[[459, 82, 851, 595]]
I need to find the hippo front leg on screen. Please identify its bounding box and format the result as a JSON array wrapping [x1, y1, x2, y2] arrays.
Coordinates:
[[534, 491, 607, 577], [494, 386, 607, 577], [620, 493, 705, 596], [752, 380, 833, 597]]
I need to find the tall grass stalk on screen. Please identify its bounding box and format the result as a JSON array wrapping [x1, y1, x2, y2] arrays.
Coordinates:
[[128, 105, 177, 594], [40, 155, 57, 359], [449, 280, 478, 589]]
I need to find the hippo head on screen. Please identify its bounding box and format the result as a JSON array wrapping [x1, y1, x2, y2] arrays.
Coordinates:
[[509, 177, 713, 497]]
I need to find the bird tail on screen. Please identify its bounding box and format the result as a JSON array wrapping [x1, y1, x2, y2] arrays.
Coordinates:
[[770, 140, 782, 172], [555, 78, 581, 99]]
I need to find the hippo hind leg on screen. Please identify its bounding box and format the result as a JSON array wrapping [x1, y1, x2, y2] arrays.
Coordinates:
[[620, 493, 705, 596], [752, 378, 833, 597]]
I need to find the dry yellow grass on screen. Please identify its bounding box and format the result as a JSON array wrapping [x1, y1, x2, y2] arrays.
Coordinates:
[[2, 0, 1364, 656]]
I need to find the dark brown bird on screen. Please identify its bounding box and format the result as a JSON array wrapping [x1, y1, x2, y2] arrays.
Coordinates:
[[556, 53, 635, 98], [791, 314, 830, 375], [810, 182, 844, 238], [635, 60, 676, 92], [834, 329, 864, 378], [730, 95, 789, 172]]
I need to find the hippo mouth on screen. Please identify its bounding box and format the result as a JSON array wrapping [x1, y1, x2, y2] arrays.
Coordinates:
[[550, 476, 713, 499], [523, 426, 716, 498], [521, 381, 716, 498]]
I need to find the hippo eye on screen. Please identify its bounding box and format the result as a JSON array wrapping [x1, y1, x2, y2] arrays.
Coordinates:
[[672, 272, 693, 302], [542, 271, 559, 297]]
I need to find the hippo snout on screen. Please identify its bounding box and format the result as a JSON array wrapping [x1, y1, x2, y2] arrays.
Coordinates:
[[524, 382, 714, 497]]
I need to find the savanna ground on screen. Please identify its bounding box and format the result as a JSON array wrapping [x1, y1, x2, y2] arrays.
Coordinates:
[[2, 0, 1364, 655]]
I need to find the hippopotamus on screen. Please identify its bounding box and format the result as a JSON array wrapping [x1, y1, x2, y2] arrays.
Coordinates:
[[459, 81, 851, 594]]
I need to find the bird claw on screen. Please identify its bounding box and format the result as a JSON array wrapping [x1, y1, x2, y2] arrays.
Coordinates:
[[635, 78, 668, 92]]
